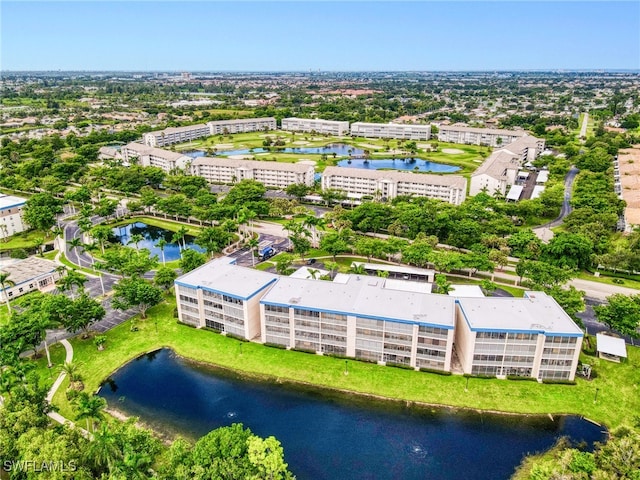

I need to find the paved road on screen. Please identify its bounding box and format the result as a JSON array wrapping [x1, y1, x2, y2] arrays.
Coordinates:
[[533, 166, 579, 242], [579, 112, 589, 139]]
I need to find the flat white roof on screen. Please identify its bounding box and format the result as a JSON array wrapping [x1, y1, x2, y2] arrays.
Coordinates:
[[383, 278, 432, 293], [537, 171, 549, 183], [531, 185, 546, 199], [596, 333, 627, 358], [0, 194, 27, 210], [289, 266, 328, 280], [517, 171, 530, 178], [457, 291, 583, 336], [352, 262, 434, 277], [506, 185, 524, 201], [175, 256, 278, 300], [0, 257, 57, 287], [261, 274, 455, 328], [448, 285, 485, 298]]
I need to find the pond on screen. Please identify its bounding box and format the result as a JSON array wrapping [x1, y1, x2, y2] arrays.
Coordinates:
[[337, 158, 461, 173], [112, 222, 205, 262], [99, 349, 605, 480], [184, 143, 365, 157]]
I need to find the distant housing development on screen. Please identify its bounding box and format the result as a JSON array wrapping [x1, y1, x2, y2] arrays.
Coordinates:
[[0, 194, 27, 239], [322, 166, 467, 205], [175, 257, 583, 381], [281, 117, 350, 136], [122, 142, 191, 172], [191, 157, 315, 188], [143, 117, 276, 147], [350, 122, 431, 140]]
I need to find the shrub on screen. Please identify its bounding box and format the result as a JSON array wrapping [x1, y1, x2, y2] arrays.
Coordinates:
[[612, 278, 625, 285], [226, 332, 249, 342], [419, 367, 452, 376], [386, 362, 414, 370], [507, 375, 538, 382], [264, 342, 287, 350], [541, 379, 577, 385], [292, 347, 317, 355]]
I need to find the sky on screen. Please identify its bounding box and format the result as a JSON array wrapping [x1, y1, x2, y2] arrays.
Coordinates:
[[1, 1, 639, 71]]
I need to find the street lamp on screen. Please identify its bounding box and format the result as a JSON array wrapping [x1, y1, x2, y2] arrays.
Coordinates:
[[594, 388, 600, 403], [465, 376, 469, 392], [344, 360, 349, 375]]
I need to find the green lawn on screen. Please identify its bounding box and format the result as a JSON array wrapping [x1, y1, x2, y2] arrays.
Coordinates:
[[108, 216, 204, 237], [0, 229, 52, 251], [47, 297, 640, 430], [577, 270, 640, 290]]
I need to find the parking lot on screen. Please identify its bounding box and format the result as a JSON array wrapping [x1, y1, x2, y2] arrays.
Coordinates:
[[227, 233, 290, 267]]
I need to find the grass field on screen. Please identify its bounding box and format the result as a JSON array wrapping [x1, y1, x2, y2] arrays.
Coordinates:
[[171, 131, 486, 175], [39, 296, 640, 430], [108, 216, 204, 237], [0, 229, 51, 251]]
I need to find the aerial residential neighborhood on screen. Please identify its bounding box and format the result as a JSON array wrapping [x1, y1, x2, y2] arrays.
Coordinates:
[[1, 1, 639, 479]]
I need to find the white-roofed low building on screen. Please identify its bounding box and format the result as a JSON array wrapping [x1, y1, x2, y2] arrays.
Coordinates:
[[455, 291, 583, 380], [289, 266, 328, 280], [506, 185, 524, 202], [536, 170, 550, 184], [281, 118, 350, 136], [596, 333, 627, 362], [351, 262, 435, 283], [531, 185, 546, 200], [350, 122, 431, 140], [0, 257, 62, 301]]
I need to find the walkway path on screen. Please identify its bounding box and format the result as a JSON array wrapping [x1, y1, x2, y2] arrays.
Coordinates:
[[579, 112, 590, 139], [45, 339, 89, 437], [533, 166, 579, 242]]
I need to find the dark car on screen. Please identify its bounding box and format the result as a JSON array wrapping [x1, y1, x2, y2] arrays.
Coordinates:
[[306, 258, 317, 265]]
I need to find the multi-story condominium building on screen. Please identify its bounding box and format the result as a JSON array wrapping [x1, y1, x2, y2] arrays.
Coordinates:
[[438, 125, 527, 148], [468, 150, 521, 197], [0, 194, 27, 239], [207, 117, 276, 135], [143, 118, 277, 147], [0, 257, 62, 302], [468, 135, 546, 197], [175, 257, 278, 340], [143, 123, 211, 147], [350, 122, 432, 140], [122, 142, 191, 172], [281, 118, 350, 136], [191, 157, 315, 187], [175, 258, 584, 379], [454, 292, 583, 381], [260, 275, 455, 370], [322, 167, 467, 205]]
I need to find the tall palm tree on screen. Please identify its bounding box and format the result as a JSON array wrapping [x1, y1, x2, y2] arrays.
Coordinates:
[[0, 271, 15, 314], [128, 234, 144, 251], [248, 237, 259, 267], [68, 237, 83, 266], [60, 361, 81, 383], [157, 238, 167, 265], [172, 226, 189, 251], [75, 392, 106, 432], [57, 269, 87, 299], [302, 215, 325, 248], [349, 263, 366, 275], [87, 424, 122, 472]]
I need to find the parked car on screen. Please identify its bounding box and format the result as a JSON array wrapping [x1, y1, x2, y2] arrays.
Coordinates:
[[307, 258, 317, 265]]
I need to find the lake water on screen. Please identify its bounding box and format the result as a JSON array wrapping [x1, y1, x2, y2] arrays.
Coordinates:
[[99, 349, 605, 480], [112, 222, 205, 262], [337, 158, 461, 173], [185, 143, 365, 157]]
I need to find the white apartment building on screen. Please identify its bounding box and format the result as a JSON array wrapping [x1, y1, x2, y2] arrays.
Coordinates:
[[455, 292, 583, 381], [122, 142, 191, 172], [207, 117, 276, 135], [350, 122, 432, 140], [191, 157, 315, 188], [469, 150, 521, 197], [281, 117, 350, 136], [143, 123, 211, 147], [322, 167, 467, 205], [0, 194, 27, 239], [175, 258, 585, 379], [438, 125, 527, 147], [260, 275, 455, 370], [175, 257, 278, 340]]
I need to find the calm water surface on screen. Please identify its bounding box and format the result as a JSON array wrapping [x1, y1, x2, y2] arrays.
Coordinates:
[[185, 143, 365, 157], [112, 222, 204, 261], [99, 349, 605, 480], [337, 158, 460, 173]]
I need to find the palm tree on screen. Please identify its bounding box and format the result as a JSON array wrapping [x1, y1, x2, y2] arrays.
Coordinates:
[[302, 214, 325, 248], [68, 237, 83, 266], [128, 233, 144, 251], [87, 424, 122, 472], [157, 238, 168, 265], [57, 269, 87, 299], [172, 226, 189, 251], [307, 268, 320, 280], [60, 361, 81, 383], [349, 263, 366, 275], [75, 392, 106, 432], [0, 271, 15, 314], [377, 269, 390, 278], [248, 237, 259, 267], [324, 261, 339, 280]]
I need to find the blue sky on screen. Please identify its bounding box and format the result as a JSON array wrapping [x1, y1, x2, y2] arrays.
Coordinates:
[[2, 1, 639, 71]]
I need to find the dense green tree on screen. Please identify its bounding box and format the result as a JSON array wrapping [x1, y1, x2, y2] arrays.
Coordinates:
[[22, 193, 63, 232], [112, 277, 163, 319], [516, 260, 574, 289], [285, 183, 310, 201], [65, 294, 106, 338], [594, 294, 640, 340], [543, 232, 594, 270], [154, 266, 177, 290], [179, 248, 207, 273], [319, 232, 350, 261], [196, 226, 233, 257]]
